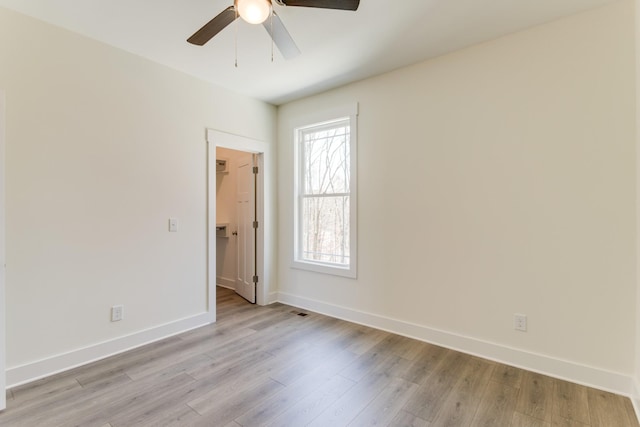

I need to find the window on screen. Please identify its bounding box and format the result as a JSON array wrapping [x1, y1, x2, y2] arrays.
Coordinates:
[[293, 104, 358, 278]]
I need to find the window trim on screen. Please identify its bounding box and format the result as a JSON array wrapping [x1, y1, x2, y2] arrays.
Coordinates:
[[292, 103, 358, 278]]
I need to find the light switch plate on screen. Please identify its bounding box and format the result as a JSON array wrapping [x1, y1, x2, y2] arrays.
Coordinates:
[[111, 305, 123, 322], [169, 218, 178, 232]]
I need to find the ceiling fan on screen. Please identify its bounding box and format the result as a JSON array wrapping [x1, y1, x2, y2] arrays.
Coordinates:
[[187, 0, 360, 60]]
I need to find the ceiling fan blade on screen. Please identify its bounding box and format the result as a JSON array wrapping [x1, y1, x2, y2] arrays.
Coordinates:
[[263, 13, 301, 60], [275, 0, 360, 11], [187, 6, 237, 46]]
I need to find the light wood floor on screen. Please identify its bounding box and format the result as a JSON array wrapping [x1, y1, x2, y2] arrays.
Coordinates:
[[1, 287, 638, 427]]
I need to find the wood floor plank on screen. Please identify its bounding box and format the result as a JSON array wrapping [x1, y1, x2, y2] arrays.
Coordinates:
[[0, 373, 133, 426], [185, 351, 276, 404], [125, 352, 214, 382], [107, 376, 206, 427], [516, 371, 555, 422], [492, 363, 524, 389], [307, 355, 409, 427], [345, 326, 389, 355], [402, 351, 469, 421], [0, 287, 636, 427], [114, 403, 201, 427], [587, 388, 636, 427], [188, 378, 284, 426], [470, 381, 519, 427], [553, 379, 591, 425], [395, 338, 430, 361], [186, 347, 274, 381], [235, 349, 360, 426], [400, 344, 449, 385], [74, 338, 187, 388], [185, 345, 292, 418], [429, 356, 494, 426], [269, 330, 363, 386], [550, 413, 590, 426], [390, 410, 432, 427], [347, 377, 419, 426], [340, 344, 398, 382], [624, 398, 640, 427], [11, 373, 81, 403], [511, 412, 552, 427], [254, 329, 360, 385], [267, 374, 356, 427], [314, 321, 373, 353], [71, 372, 196, 427]]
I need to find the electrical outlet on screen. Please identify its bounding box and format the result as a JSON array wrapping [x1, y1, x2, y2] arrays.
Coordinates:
[[111, 305, 124, 322], [514, 314, 527, 332]]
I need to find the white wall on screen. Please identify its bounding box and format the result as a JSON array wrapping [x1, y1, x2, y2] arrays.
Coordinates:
[[278, 0, 636, 392], [0, 7, 276, 384]]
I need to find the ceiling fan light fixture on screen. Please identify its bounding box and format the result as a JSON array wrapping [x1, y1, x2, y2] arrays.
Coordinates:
[[236, 0, 271, 24]]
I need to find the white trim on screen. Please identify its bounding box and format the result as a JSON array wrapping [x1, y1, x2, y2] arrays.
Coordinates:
[[206, 135, 217, 319], [206, 129, 271, 306], [290, 103, 359, 131], [268, 292, 279, 305], [277, 291, 635, 397], [0, 91, 5, 410], [292, 103, 358, 279], [6, 312, 212, 388], [216, 277, 236, 290]]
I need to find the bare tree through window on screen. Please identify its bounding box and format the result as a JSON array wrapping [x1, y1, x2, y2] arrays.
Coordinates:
[[299, 119, 351, 266]]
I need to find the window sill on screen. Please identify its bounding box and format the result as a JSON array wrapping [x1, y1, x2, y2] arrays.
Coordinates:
[[292, 259, 357, 279]]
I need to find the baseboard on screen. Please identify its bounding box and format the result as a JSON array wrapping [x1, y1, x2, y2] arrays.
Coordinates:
[[268, 291, 279, 304], [216, 276, 235, 290], [6, 311, 215, 388], [277, 291, 634, 397]]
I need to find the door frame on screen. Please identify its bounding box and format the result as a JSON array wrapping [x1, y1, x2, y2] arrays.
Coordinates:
[[207, 129, 270, 318], [0, 91, 6, 411]]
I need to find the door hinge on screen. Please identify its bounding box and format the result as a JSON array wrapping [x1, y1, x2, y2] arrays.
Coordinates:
[[253, 220, 259, 229], [253, 166, 259, 174], [252, 275, 259, 283]]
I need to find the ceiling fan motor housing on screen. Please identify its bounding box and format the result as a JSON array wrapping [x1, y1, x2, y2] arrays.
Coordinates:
[[187, 0, 359, 49]]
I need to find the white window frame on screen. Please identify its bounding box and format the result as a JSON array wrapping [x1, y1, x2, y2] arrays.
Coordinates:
[[292, 103, 358, 278]]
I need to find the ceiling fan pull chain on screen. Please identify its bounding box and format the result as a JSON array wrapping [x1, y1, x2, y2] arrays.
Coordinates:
[[235, 7, 239, 67]]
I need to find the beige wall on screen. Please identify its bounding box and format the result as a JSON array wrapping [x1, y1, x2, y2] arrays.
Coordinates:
[[278, 0, 636, 383], [0, 7, 275, 372]]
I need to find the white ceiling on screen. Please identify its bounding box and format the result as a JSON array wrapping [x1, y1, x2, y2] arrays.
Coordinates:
[[0, 0, 621, 105]]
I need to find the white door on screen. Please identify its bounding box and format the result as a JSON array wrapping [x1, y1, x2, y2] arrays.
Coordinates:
[[235, 155, 256, 303]]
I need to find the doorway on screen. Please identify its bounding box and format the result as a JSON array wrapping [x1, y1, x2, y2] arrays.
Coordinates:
[[206, 129, 271, 322], [215, 147, 257, 304]]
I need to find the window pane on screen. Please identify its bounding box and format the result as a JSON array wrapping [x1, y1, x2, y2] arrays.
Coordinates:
[[301, 195, 350, 265], [302, 121, 350, 195]]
